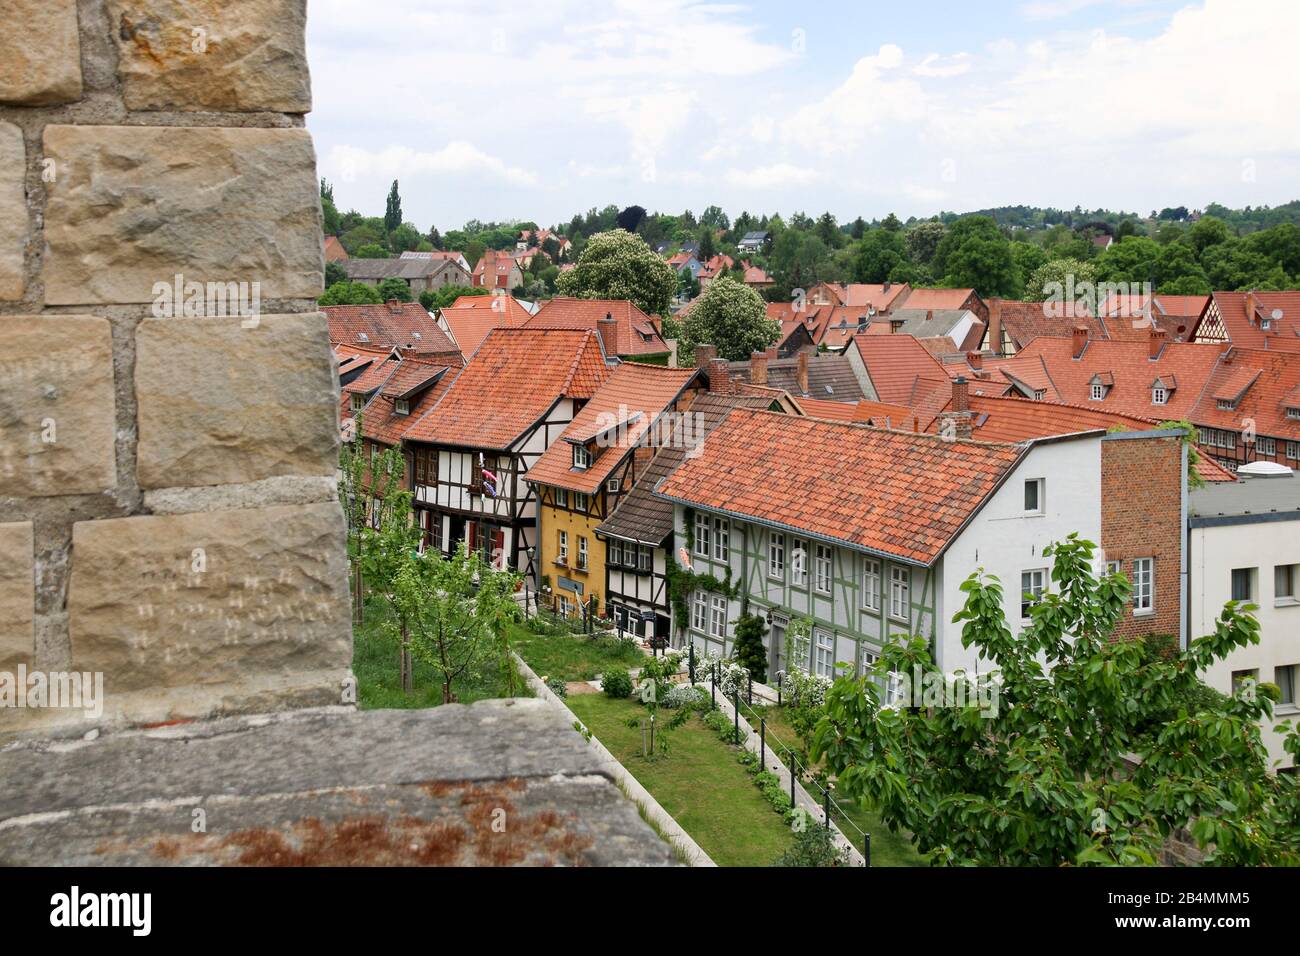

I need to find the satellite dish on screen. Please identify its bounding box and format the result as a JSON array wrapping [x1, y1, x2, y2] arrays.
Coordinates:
[[1272, 308, 1284, 321]]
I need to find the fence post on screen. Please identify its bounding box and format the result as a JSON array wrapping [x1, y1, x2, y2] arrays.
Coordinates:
[[760, 718, 766, 769], [732, 690, 739, 742], [689, 643, 696, 684], [865, 833, 871, 867], [710, 663, 716, 709], [824, 788, 830, 829], [747, 673, 753, 706], [790, 754, 796, 808], [777, 672, 782, 707]]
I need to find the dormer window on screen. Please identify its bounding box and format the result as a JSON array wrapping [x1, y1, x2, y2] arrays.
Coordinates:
[[1287, 407, 1300, 421], [1090, 384, 1106, 401], [1032, 389, 1046, 401], [1217, 398, 1237, 411], [394, 398, 410, 416], [350, 393, 365, 412], [1152, 386, 1168, 405], [572, 444, 593, 470]]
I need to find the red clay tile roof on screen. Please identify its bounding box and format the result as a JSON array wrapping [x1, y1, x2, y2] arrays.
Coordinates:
[[439, 294, 531, 355], [324, 235, 348, 262], [795, 397, 860, 421], [851, 399, 918, 428], [1200, 291, 1300, 352], [402, 328, 610, 450], [1008, 336, 1222, 419], [899, 287, 982, 312], [853, 334, 950, 405], [525, 298, 669, 357], [842, 283, 911, 310], [325, 302, 460, 356], [342, 352, 460, 447], [987, 298, 1108, 350], [1189, 346, 1300, 443], [654, 408, 1025, 566], [524, 363, 701, 494]]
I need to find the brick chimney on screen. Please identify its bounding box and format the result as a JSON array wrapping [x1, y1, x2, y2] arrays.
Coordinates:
[[694, 343, 717, 369], [952, 375, 969, 413], [765, 346, 778, 360], [597, 313, 618, 357], [1072, 326, 1088, 359], [386, 299, 404, 314], [988, 306, 1003, 357], [1148, 327, 1167, 360], [796, 348, 810, 396], [708, 358, 730, 395], [750, 350, 769, 386], [966, 350, 982, 370]]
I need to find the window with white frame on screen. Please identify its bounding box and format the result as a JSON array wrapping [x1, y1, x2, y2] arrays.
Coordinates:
[[1275, 564, 1298, 603], [1152, 386, 1168, 405], [557, 530, 568, 565], [573, 492, 588, 512], [889, 566, 910, 621], [1023, 478, 1044, 513], [637, 545, 652, 572], [1287, 441, 1300, 460], [349, 393, 364, 412], [1231, 567, 1255, 602], [606, 477, 621, 494], [768, 533, 785, 579], [861, 557, 881, 611], [572, 444, 592, 470], [791, 540, 808, 587], [813, 629, 835, 678], [577, 536, 588, 570], [555, 487, 568, 508], [1105, 559, 1122, 578], [394, 398, 410, 416], [814, 544, 833, 593], [694, 512, 711, 557], [1287, 407, 1300, 421], [1021, 568, 1047, 619], [1090, 384, 1105, 401], [1256, 436, 1276, 456], [713, 517, 730, 561], [1132, 557, 1153, 613], [692, 592, 708, 632], [709, 595, 727, 639], [1275, 665, 1297, 707]]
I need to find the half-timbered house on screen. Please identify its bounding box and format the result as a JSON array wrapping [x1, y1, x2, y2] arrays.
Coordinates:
[[400, 328, 612, 577], [524, 362, 706, 623]]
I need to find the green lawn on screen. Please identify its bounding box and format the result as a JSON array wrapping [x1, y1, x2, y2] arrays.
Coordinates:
[[512, 625, 646, 682], [751, 703, 927, 866], [567, 694, 794, 867], [353, 599, 530, 709]]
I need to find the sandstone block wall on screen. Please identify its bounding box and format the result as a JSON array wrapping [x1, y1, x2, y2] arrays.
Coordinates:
[[0, 0, 351, 739]]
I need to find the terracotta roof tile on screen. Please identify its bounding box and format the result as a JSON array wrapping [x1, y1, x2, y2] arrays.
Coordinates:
[[325, 302, 460, 357], [524, 363, 700, 494], [1190, 347, 1300, 443], [1200, 291, 1300, 352], [402, 328, 610, 450], [525, 298, 669, 356], [654, 409, 1025, 566]]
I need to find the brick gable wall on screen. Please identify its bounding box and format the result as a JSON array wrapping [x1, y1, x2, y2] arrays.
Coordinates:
[[1101, 433, 1185, 641]]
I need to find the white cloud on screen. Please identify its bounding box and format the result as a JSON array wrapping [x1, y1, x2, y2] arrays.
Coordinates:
[[325, 142, 538, 188], [914, 52, 972, 78], [724, 163, 818, 189]]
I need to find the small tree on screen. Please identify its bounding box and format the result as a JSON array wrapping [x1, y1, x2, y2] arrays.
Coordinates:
[[395, 543, 523, 705], [732, 612, 769, 684], [813, 534, 1300, 866], [679, 274, 779, 363], [555, 229, 678, 319], [376, 277, 412, 302]]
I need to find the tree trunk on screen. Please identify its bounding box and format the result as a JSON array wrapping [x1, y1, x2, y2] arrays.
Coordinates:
[[400, 622, 413, 693]]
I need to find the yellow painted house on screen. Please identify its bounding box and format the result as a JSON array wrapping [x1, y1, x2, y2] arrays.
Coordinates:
[[525, 362, 704, 621]]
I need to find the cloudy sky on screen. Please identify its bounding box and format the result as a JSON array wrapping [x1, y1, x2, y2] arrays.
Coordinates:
[[306, 0, 1300, 232]]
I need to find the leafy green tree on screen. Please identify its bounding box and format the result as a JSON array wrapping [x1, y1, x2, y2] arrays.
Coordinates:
[[700, 205, 730, 231], [420, 285, 486, 311], [853, 228, 907, 283], [932, 216, 1022, 297], [1024, 258, 1096, 302], [698, 227, 717, 263], [376, 278, 412, 302], [387, 222, 424, 254], [1010, 242, 1049, 290], [556, 229, 678, 318], [1186, 215, 1232, 256], [1095, 236, 1161, 285], [815, 212, 842, 248], [394, 542, 523, 704], [384, 180, 403, 234], [814, 534, 1300, 866], [319, 281, 383, 306], [679, 274, 779, 364], [353, 243, 390, 260], [905, 220, 946, 266], [732, 613, 769, 684], [1155, 241, 1209, 291], [324, 260, 348, 288]]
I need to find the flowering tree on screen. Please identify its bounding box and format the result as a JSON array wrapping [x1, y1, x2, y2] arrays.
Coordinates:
[[679, 274, 779, 363], [556, 228, 677, 319], [813, 534, 1300, 866]]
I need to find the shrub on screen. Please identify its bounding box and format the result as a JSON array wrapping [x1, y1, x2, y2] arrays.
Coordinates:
[[733, 613, 769, 684], [602, 667, 633, 699], [771, 824, 850, 867], [545, 677, 568, 699], [782, 667, 831, 710], [662, 683, 705, 709]]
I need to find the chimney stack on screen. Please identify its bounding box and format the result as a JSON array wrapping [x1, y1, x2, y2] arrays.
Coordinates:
[[988, 305, 1004, 357], [966, 351, 982, 370], [796, 348, 810, 396], [952, 376, 969, 413], [694, 343, 717, 369], [597, 313, 618, 357], [708, 358, 730, 395], [386, 299, 404, 314], [765, 346, 778, 361], [1148, 327, 1167, 360], [750, 350, 769, 386], [1072, 326, 1088, 359]]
